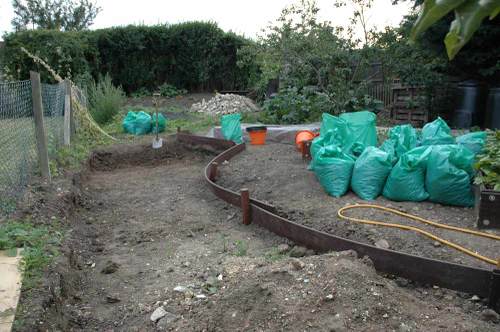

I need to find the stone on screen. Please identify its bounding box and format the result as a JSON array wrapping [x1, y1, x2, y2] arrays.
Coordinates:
[[374, 239, 390, 250], [289, 246, 307, 258], [395, 277, 409, 288], [325, 294, 335, 301], [480, 309, 499, 323], [174, 286, 188, 293], [101, 260, 119, 274], [277, 244, 290, 254], [433, 241, 441, 248], [337, 250, 358, 260], [470, 295, 480, 302], [305, 249, 315, 256], [156, 311, 179, 330], [290, 258, 305, 271], [150, 306, 167, 322], [105, 295, 121, 303]]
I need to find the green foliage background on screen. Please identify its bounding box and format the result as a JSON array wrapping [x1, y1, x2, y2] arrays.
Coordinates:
[[1, 22, 255, 93]]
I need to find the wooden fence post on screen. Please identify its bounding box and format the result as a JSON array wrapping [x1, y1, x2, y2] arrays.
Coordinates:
[[63, 79, 71, 146], [30, 71, 51, 181]]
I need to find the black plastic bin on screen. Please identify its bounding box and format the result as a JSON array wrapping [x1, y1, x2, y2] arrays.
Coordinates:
[[453, 80, 485, 128], [485, 86, 500, 129]]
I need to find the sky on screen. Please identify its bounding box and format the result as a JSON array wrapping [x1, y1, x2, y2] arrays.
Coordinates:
[[0, 0, 413, 40]]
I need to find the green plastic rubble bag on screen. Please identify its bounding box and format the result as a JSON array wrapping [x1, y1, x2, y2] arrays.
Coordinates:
[[421, 117, 455, 146], [221, 113, 243, 144], [122, 111, 152, 135], [320, 113, 347, 138], [380, 124, 418, 165], [318, 112, 377, 155], [151, 113, 167, 134], [388, 124, 418, 157], [313, 145, 355, 197], [456, 131, 486, 155], [382, 146, 431, 202], [351, 146, 393, 200], [122, 111, 137, 134], [425, 145, 475, 207], [339, 111, 378, 151], [308, 130, 337, 170]]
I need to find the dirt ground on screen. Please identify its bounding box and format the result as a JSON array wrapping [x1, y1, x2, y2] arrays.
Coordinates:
[[218, 143, 500, 271], [13, 138, 499, 331]]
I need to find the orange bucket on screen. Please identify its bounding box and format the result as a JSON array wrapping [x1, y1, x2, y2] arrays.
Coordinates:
[[246, 126, 267, 145], [295, 130, 318, 152]]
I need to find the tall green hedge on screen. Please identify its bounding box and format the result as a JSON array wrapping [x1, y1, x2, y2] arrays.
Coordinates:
[[1, 22, 253, 93]]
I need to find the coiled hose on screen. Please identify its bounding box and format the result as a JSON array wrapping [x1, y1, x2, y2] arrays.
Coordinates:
[[337, 204, 500, 267]]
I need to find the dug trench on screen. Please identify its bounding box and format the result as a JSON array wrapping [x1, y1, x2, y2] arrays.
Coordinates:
[[13, 138, 499, 331]]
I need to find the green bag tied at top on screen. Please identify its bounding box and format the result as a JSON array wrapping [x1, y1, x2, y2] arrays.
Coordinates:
[[351, 146, 393, 200], [313, 145, 355, 197], [383, 146, 431, 202], [221, 113, 243, 144]]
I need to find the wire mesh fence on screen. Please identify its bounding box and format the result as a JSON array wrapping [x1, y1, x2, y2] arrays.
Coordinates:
[[0, 78, 69, 210], [42, 82, 66, 158]]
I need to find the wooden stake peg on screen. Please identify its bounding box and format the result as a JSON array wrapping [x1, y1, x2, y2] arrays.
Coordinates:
[[241, 188, 250, 225], [209, 162, 218, 181]]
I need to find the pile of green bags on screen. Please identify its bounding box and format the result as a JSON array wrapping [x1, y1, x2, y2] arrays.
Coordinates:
[[122, 111, 167, 135], [310, 114, 487, 207], [221, 113, 243, 144]]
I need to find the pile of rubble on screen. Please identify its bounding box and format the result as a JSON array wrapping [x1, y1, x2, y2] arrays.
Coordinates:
[[190, 93, 260, 115]]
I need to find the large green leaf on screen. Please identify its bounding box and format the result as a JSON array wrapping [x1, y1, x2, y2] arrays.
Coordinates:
[[410, 0, 467, 41], [445, 0, 500, 59]]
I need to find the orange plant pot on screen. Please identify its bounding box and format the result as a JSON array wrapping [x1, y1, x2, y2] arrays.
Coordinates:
[[295, 130, 318, 152], [246, 126, 267, 145]]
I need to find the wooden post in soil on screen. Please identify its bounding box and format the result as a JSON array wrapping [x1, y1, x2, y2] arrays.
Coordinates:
[[63, 79, 71, 146], [30, 71, 51, 181], [302, 140, 312, 160], [209, 162, 218, 182], [240, 188, 250, 225]]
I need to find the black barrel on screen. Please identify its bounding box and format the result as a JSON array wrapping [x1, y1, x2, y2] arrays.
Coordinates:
[[453, 80, 484, 128], [485, 86, 500, 129]]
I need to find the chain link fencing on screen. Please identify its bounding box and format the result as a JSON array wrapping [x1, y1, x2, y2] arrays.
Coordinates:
[[0, 79, 69, 211]]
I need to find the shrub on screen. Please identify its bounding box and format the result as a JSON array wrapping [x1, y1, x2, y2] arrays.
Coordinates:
[[158, 83, 187, 98], [475, 131, 500, 191], [86, 74, 125, 125], [261, 87, 334, 124]]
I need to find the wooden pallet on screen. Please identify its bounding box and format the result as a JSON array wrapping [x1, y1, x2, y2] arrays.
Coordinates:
[[391, 85, 429, 127]]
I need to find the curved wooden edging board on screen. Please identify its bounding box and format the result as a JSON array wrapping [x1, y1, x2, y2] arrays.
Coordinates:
[[177, 133, 500, 306]]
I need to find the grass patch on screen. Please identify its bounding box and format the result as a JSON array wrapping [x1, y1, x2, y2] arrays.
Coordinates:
[[0, 219, 63, 290], [234, 239, 248, 257], [264, 246, 288, 262]]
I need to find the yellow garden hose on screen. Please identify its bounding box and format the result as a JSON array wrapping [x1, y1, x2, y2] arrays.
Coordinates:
[[337, 204, 500, 267]]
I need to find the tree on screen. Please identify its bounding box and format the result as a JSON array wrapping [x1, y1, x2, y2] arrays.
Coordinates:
[[11, 0, 101, 31]]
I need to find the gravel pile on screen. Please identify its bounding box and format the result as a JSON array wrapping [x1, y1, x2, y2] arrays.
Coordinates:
[[190, 93, 260, 115]]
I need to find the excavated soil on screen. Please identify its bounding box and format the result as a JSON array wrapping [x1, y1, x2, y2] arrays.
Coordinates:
[[13, 138, 499, 331], [218, 143, 500, 271]]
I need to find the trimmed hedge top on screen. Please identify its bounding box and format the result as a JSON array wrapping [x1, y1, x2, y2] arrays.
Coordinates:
[[1, 22, 254, 93]]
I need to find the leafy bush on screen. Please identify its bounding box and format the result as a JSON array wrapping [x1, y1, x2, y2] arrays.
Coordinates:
[[130, 87, 151, 98], [343, 93, 384, 114], [261, 87, 334, 124], [86, 74, 125, 125], [158, 83, 187, 98], [474, 131, 500, 190]]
